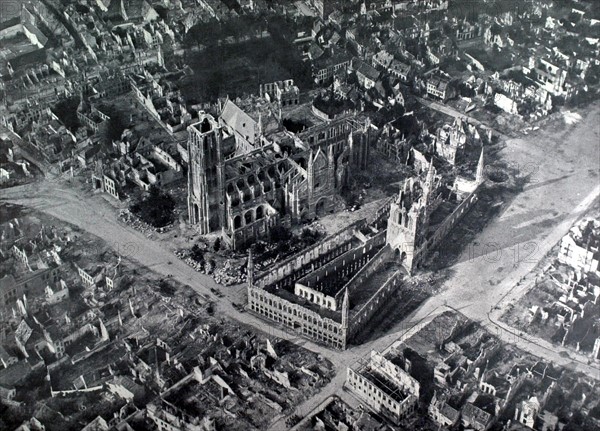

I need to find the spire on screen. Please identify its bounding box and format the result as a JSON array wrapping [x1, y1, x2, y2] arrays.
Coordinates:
[[341, 288, 350, 329], [247, 248, 254, 287], [426, 158, 435, 184], [257, 111, 263, 139], [424, 158, 436, 199], [476, 147, 485, 185], [99, 318, 109, 341]]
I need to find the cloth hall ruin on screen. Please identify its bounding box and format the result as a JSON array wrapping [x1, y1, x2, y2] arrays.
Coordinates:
[[247, 149, 486, 349]]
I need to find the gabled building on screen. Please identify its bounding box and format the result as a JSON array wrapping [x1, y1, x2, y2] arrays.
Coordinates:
[[426, 74, 455, 101], [312, 51, 352, 85], [389, 60, 412, 82], [462, 402, 493, 431], [355, 61, 381, 89], [429, 392, 460, 427]]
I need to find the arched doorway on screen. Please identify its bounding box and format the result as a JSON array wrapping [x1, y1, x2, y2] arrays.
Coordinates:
[[400, 251, 407, 262], [316, 199, 327, 217]]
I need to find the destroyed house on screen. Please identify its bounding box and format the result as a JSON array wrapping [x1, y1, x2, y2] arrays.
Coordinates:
[[346, 350, 419, 425]]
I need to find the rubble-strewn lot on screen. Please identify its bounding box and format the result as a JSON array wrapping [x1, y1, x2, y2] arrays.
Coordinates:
[[0, 204, 334, 431], [500, 208, 600, 360], [381, 311, 600, 430]]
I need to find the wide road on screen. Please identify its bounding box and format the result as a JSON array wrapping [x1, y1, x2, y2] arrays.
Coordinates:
[[1, 103, 599, 428]]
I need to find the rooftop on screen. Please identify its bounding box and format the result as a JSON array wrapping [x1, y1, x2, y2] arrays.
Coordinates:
[[356, 366, 408, 403]]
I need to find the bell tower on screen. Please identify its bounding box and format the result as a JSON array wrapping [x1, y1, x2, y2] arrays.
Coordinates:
[[187, 115, 225, 234], [386, 164, 437, 275]]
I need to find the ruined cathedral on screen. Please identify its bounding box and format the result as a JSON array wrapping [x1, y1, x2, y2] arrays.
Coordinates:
[[187, 99, 372, 249]]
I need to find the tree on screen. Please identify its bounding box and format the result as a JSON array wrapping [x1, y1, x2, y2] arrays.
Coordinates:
[[130, 186, 176, 228]]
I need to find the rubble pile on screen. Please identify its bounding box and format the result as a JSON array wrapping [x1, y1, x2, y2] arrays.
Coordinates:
[[174, 250, 246, 286], [212, 260, 246, 286], [174, 250, 205, 273], [119, 209, 172, 235]]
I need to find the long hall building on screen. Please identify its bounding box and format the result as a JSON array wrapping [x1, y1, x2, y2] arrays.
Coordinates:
[[247, 152, 486, 349]]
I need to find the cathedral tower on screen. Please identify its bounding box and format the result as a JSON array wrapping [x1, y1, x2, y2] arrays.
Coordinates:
[[187, 115, 225, 234]]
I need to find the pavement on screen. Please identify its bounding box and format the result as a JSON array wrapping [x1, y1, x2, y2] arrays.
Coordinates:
[[1, 102, 599, 429]]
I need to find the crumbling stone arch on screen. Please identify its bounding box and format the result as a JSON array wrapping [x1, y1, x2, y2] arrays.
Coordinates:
[[242, 185, 252, 202], [316, 198, 327, 217]]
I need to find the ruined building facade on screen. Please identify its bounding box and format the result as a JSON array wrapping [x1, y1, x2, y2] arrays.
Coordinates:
[[386, 160, 442, 273], [387, 150, 485, 274], [187, 101, 372, 249], [247, 205, 395, 350]]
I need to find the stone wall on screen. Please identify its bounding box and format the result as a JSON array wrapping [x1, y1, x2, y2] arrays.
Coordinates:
[[346, 365, 417, 424], [338, 231, 390, 300], [255, 219, 366, 288], [403, 187, 479, 274], [298, 230, 385, 297], [349, 265, 402, 339], [247, 285, 347, 349], [412, 189, 479, 270]]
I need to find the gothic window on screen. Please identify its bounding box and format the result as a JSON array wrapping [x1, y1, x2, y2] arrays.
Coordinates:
[[233, 215, 242, 229]]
